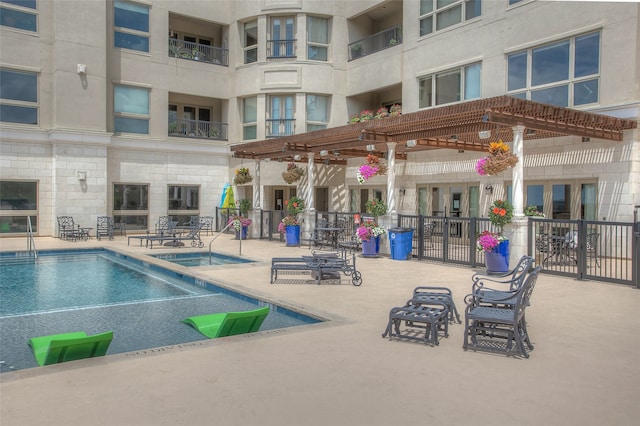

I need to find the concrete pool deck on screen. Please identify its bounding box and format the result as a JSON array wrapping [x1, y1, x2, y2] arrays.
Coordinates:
[[1, 235, 639, 426]]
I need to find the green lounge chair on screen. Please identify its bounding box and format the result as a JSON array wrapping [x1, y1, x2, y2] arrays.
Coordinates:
[[28, 331, 114, 366], [182, 306, 270, 339]]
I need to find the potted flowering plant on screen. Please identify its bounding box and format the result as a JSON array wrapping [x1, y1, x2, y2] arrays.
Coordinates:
[[356, 222, 386, 242], [233, 167, 253, 185], [476, 140, 519, 176], [524, 205, 545, 217], [357, 154, 388, 184], [228, 215, 252, 240], [281, 196, 305, 246], [358, 198, 388, 257], [479, 199, 514, 273]]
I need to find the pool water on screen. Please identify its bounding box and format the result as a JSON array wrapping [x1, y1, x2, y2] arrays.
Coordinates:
[[151, 252, 254, 267], [0, 249, 320, 372]]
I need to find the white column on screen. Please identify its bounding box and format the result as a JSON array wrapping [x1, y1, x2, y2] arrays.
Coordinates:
[[512, 125, 525, 218], [307, 153, 315, 211], [253, 160, 261, 209], [386, 142, 397, 214]]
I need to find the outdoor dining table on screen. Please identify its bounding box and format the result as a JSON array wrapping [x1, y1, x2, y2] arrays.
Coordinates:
[[543, 234, 576, 265], [314, 227, 346, 249]]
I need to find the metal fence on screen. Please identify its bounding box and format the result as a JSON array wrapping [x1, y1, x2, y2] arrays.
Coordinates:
[[397, 214, 637, 287], [214, 207, 637, 287]]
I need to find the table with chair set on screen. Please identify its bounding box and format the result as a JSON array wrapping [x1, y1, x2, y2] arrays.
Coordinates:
[[57, 216, 92, 241]]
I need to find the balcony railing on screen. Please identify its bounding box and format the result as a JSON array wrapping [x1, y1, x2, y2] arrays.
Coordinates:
[[169, 118, 228, 140], [266, 39, 297, 59], [266, 118, 295, 138], [168, 38, 228, 66], [348, 25, 402, 61]]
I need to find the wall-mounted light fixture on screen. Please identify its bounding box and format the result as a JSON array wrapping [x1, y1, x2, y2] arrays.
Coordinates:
[[458, 149, 465, 153], [366, 144, 376, 151], [320, 150, 328, 157], [77, 64, 87, 74], [399, 188, 406, 195], [77, 171, 87, 181], [293, 154, 301, 160], [485, 184, 493, 194], [478, 130, 491, 139], [406, 139, 417, 148]]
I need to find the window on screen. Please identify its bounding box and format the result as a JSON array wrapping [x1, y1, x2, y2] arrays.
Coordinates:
[[418, 62, 481, 108], [114, 85, 149, 134], [168, 185, 200, 225], [269, 16, 295, 58], [307, 16, 329, 61], [526, 184, 544, 214], [113, 184, 148, 231], [306, 94, 328, 131], [581, 183, 596, 220], [268, 95, 294, 137], [419, 0, 481, 37], [0, 0, 37, 32], [243, 97, 257, 140], [114, 0, 149, 53], [0, 68, 38, 125], [0, 180, 37, 234], [243, 20, 257, 64], [507, 31, 600, 107], [552, 184, 571, 219]]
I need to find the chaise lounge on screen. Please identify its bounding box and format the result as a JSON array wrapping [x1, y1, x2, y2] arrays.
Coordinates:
[[182, 306, 270, 339], [28, 331, 114, 366]]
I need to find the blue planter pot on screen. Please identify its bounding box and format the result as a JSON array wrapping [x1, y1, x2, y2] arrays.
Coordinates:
[[362, 236, 380, 257], [285, 225, 300, 247], [235, 226, 248, 240], [485, 240, 510, 274]]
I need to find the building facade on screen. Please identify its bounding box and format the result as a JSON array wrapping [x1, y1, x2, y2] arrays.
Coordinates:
[[0, 0, 638, 237]]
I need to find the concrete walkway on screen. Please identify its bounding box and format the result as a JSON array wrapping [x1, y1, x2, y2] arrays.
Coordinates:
[[1, 236, 639, 426]]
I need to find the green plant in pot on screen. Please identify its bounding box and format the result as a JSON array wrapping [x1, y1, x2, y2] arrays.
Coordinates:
[[238, 198, 252, 216]]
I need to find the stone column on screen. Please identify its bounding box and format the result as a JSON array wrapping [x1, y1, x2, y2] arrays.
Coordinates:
[[386, 142, 397, 214], [509, 125, 527, 264], [307, 153, 315, 211], [512, 125, 525, 218], [253, 160, 261, 209]]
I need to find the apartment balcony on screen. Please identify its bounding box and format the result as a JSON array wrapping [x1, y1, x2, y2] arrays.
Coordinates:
[[168, 119, 228, 141], [266, 118, 296, 138], [169, 38, 228, 66], [348, 25, 402, 61], [266, 39, 297, 60]]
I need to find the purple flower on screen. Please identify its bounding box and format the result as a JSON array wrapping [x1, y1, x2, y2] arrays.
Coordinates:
[[476, 157, 488, 176]]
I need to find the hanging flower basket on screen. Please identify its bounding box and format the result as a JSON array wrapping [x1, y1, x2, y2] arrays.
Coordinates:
[[282, 163, 305, 184], [233, 167, 253, 185], [357, 154, 388, 184], [476, 140, 518, 176]]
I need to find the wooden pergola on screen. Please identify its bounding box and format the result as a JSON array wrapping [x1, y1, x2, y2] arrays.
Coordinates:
[[231, 96, 637, 164]]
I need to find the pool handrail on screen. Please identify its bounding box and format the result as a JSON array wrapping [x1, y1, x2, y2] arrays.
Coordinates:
[[208, 221, 235, 264]]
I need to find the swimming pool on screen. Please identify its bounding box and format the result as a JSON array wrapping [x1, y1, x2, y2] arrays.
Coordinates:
[[151, 252, 254, 267], [0, 249, 320, 372]]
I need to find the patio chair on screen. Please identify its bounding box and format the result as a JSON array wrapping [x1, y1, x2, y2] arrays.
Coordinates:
[[199, 216, 214, 235], [181, 306, 270, 339], [96, 216, 114, 240], [305, 218, 330, 249], [471, 256, 534, 307], [28, 331, 114, 366], [586, 232, 601, 267], [57, 216, 91, 241], [463, 266, 541, 358]]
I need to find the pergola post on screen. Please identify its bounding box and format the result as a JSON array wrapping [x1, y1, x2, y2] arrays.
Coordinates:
[[253, 160, 261, 209], [386, 142, 397, 214], [508, 124, 527, 265], [307, 153, 315, 211]]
